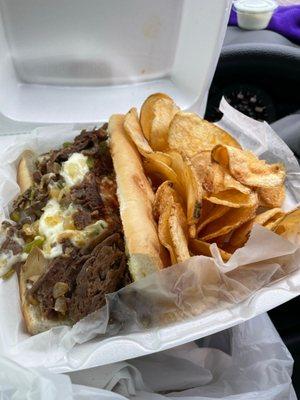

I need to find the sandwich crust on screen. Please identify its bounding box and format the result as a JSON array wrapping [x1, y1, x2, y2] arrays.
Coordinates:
[[19, 267, 71, 335], [108, 114, 167, 280]]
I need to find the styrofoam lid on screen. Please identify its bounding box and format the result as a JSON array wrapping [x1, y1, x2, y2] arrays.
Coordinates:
[[234, 0, 278, 13], [0, 0, 231, 125]]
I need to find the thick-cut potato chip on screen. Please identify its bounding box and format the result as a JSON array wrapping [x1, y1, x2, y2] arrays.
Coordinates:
[[228, 219, 254, 250], [190, 238, 231, 262], [140, 93, 179, 151], [146, 151, 172, 166], [212, 145, 286, 188], [167, 151, 202, 226], [157, 199, 189, 265], [190, 151, 212, 187], [124, 108, 153, 155], [254, 208, 284, 228], [197, 202, 229, 233], [272, 207, 300, 239], [258, 185, 285, 208], [158, 205, 177, 265], [169, 203, 190, 263], [153, 181, 183, 220], [205, 189, 258, 209], [203, 162, 251, 195], [168, 111, 241, 159], [144, 157, 183, 196], [212, 232, 231, 248], [199, 206, 256, 241]]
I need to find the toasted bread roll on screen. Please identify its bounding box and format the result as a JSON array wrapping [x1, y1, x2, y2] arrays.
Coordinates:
[[109, 114, 167, 280]]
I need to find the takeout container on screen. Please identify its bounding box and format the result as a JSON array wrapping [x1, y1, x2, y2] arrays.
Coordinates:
[[0, 0, 231, 125], [0, 0, 300, 374]]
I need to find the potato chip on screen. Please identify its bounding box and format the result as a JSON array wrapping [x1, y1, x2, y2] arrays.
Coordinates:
[[153, 181, 183, 220], [169, 203, 190, 263], [212, 232, 231, 248], [228, 219, 254, 250], [197, 202, 229, 233], [140, 93, 179, 151], [168, 151, 202, 226], [258, 185, 285, 208], [168, 111, 241, 159], [146, 151, 172, 165], [158, 205, 177, 265], [212, 145, 286, 188], [190, 239, 231, 262], [203, 163, 251, 195], [157, 199, 189, 265], [205, 189, 258, 209], [144, 156, 183, 196], [190, 151, 212, 189], [124, 108, 153, 155], [272, 207, 300, 238], [254, 208, 284, 228], [199, 206, 256, 241]]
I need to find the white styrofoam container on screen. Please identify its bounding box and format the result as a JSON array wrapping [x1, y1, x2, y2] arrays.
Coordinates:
[[0, 0, 232, 126]]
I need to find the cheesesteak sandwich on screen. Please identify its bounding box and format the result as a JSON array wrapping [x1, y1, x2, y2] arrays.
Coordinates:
[[0, 123, 166, 334]]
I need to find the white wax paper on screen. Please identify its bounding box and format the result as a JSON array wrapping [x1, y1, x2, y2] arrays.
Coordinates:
[[0, 101, 299, 373]]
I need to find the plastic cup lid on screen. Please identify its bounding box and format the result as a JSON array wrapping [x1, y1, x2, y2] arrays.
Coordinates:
[[234, 0, 278, 13]]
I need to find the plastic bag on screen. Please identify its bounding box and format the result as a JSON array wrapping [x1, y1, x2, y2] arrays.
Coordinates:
[[0, 313, 296, 399]]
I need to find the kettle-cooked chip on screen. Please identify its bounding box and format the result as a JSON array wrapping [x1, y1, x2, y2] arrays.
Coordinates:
[[273, 207, 300, 240], [140, 93, 179, 151], [205, 189, 258, 208], [144, 156, 182, 196], [203, 163, 251, 195], [157, 198, 190, 265], [212, 145, 286, 188], [197, 202, 230, 233], [146, 151, 172, 165], [158, 205, 177, 266], [169, 203, 190, 263], [254, 208, 285, 228], [168, 151, 202, 227], [228, 219, 254, 250], [124, 108, 153, 155], [190, 238, 231, 262], [190, 151, 212, 186], [168, 111, 241, 159], [258, 185, 285, 208], [199, 205, 257, 241], [153, 181, 183, 220]]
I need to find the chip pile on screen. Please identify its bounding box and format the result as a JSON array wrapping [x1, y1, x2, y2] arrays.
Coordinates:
[[123, 93, 299, 265]]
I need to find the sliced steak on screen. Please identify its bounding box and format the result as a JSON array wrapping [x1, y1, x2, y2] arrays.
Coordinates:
[[0, 224, 23, 255], [11, 183, 49, 224], [37, 127, 108, 174], [0, 237, 23, 255], [73, 210, 92, 230], [71, 172, 104, 216], [30, 248, 89, 318], [69, 233, 126, 322]]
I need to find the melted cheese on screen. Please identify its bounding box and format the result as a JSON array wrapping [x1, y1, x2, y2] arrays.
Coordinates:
[[39, 200, 64, 238], [0, 251, 19, 277], [0, 227, 25, 277], [60, 152, 89, 187], [38, 199, 64, 258], [38, 199, 107, 258]]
